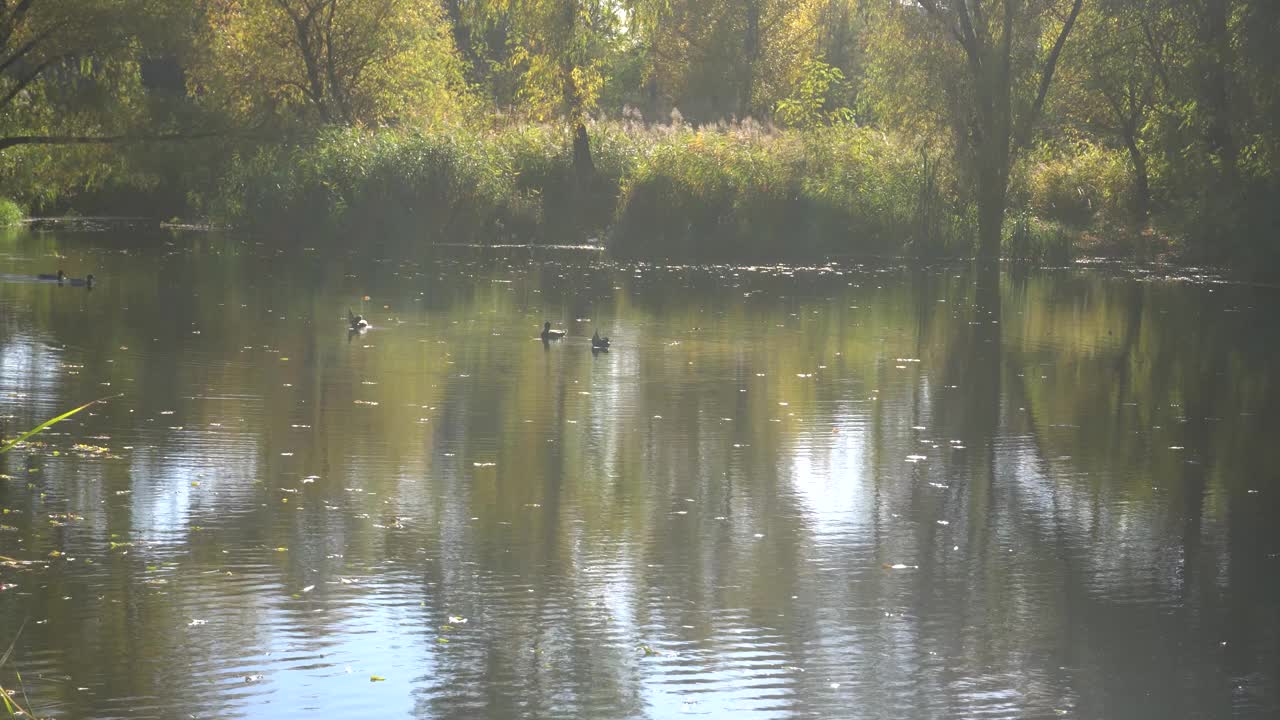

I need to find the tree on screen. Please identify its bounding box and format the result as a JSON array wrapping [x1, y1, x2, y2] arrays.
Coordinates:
[[1145, 0, 1279, 261], [0, 0, 188, 151], [871, 0, 1083, 260], [191, 0, 468, 128], [637, 0, 849, 124], [469, 0, 627, 121], [775, 59, 852, 128], [1057, 0, 1164, 223]]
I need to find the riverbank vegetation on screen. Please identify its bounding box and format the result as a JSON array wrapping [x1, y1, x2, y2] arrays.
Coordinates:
[[0, 196, 21, 226], [1, 1, 1276, 269]]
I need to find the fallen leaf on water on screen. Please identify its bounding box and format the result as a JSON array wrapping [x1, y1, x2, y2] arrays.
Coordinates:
[[370, 676, 386, 682]]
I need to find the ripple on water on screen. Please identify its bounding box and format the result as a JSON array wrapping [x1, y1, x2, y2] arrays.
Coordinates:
[[3, 242, 1279, 719]]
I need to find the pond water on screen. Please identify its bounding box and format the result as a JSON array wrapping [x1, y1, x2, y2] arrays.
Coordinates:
[[1, 224, 1278, 719]]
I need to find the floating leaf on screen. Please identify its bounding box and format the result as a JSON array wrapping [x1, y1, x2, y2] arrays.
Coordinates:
[[370, 675, 386, 682]]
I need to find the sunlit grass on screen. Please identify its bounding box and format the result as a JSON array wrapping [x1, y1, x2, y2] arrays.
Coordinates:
[[1, 620, 33, 719], [0, 197, 22, 227], [614, 123, 972, 259], [208, 121, 975, 258]]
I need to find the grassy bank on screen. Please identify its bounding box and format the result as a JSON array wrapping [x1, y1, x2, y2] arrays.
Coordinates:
[[614, 124, 973, 260], [201, 122, 974, 260], [2, 122, 1233, 265], [206, 124, 642, 245]]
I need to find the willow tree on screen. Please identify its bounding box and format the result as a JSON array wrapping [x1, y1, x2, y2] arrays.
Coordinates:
[[191, 0, 468, 127], [469, 0, 627, 121], [868, 0, 1083, 260], [0, 0, 188, 151], [635, 0, 820, 122], [1054, 0, 1164, 223]]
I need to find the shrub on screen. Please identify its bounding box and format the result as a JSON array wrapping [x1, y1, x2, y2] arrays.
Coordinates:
[[1025, 142, 1130, 228], [613, 123, 963, 260], [211, 127, 515, 243], [0, 197, 22, 226], [1004, 211, 1076, 265], [208, 123, 637, 245]]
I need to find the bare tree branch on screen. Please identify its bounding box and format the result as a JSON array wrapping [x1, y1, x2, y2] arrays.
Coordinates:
[[0, 52, 66, 109], [0, 20, 63, 75], [1016, 0, 1083, 151], [0, 131, 222, 152]]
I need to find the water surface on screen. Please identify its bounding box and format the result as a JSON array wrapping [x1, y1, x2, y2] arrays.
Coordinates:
[[1, 225, 1278, 719]]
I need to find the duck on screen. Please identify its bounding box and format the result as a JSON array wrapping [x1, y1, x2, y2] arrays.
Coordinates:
[[541, 321, 565, 341], [591, 330, 610, 350], [37, 270, 66, 282], [348, 308, 369, 331], [67, 273, 94, 288]]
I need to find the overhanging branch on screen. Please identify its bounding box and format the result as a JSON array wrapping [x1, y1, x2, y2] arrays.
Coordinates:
[[0, 128, 268, 152], [1015, 0, 1083, 151]]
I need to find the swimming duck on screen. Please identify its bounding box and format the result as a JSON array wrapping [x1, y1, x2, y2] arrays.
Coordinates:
[[37, 270, 66, 282], [348, 309, 369, 331], [541, 321, 565, 341], [591, 330, 610, 349], [67, 273, 94, 288]]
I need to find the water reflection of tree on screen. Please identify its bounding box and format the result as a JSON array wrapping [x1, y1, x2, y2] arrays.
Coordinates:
[[3, 234, 1278, 717]]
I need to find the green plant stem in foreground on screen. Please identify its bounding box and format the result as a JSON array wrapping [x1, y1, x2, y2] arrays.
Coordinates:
[[1, 619, 32, 718], [0, 395, 119, 454]]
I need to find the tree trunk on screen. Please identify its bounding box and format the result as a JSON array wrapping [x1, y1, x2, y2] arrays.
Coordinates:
[[559, 0, 580, 117], [1123, 135, 1150, 223], [740, 0, 760, 118], [975, 162, 1007, 262], [322, 2, 353, 124], [1201, 0, 1237, 188], [573, 122, 593, 179], [918, 0, 1080, 263], [974, 79, 1012, 262], [292, 16, 331, 123]]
